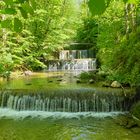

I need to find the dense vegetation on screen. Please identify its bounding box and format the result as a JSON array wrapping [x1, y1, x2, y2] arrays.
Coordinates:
[[0, 0, 140, 86]]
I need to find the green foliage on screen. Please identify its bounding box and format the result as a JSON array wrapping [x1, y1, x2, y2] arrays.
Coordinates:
[[79, 71, 106, 83], [0, 53, 14, 78], [0, 0, 139, 87], [0, 0, 36, 32], [88, 0, 139, 16], [14, 18, 22, 32], [74, 18, 98, 49], [96, 0, 140, 86], [0, 0, 78, 73], [106, 29, 140, 86], [1, 19, 12, 29]]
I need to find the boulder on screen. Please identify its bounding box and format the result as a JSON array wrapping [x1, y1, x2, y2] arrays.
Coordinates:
[[57, 79, 63, 81], [89, 79, 94, 84], [48, 80, 53, 83], [76, 79, 81, 83], [111, 81, 121, 88], [24, 71, 32, 76]]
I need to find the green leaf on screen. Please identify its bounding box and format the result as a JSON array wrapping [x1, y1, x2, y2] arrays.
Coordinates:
[[30, 0, 36, 10], [19, 7, 28, 18], [123, 0, 128, 3], [88, 0, 106, 15], [4, 0, 14, 5], [22, 2, 34, 14], [1, 8, 17, 15], [106, 0, 111, 6], [123, 0, 138, 4], [16, 0, 27, 3], [14, 18, 22, 32], [127, 0, 138, 4], [1, 19, 12, 29]]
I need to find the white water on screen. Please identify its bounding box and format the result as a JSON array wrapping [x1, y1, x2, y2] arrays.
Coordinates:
[[0, 108, 126, 120]]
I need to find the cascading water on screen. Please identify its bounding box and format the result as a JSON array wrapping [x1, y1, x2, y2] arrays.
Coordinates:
[[47, 50, 96, 71], [0, 89, 134, 112]]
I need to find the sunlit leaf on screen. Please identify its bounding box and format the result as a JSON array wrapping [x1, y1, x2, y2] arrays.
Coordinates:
[[123, 0, 139, 4], [22, 2, 34, 14], [16, 0, 27, 3], [14, 18, 22, 32], [30, 0, 36, 10], [1, 8, 17, 15], [4, 0, 14, 5], [127, 0, 138, 4], [1, 19, 12, 29], [123, 0, 128, 3], [19, 7, 28, 18], [106, 0, 111, 6]]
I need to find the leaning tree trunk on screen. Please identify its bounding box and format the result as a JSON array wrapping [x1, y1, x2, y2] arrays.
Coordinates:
[[125, 3, 137, 38], [2, 15, 7, 47]]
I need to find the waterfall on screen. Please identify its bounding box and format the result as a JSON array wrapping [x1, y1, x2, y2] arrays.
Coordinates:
[[0, 89, 134, 112], [47, 50, 96, 71], [59, 50, 95, 59]]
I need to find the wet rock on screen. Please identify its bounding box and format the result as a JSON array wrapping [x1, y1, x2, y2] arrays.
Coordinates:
[[57, 79, 63, 81], [24, 71, 32, 76], [89, 79, 94, 84], [111, 81, 121, 88], [48, 80, 53, 83], [25, 83, 32, 86], [135, 86, 140, 101], [76, 79, 81, 83]]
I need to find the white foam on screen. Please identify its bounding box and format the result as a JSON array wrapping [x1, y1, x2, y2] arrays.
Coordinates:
[[0, 108, 126, 120]]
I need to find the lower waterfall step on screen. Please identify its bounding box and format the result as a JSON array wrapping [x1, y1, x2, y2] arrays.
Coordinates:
[[0, 108, 126, 119], [0, 89, 135, 112]]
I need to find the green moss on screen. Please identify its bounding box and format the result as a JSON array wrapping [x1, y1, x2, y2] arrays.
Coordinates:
[[78, 71, 107, 84]]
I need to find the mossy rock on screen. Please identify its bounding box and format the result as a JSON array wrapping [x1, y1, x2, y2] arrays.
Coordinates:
[[131, 101, 140, 120], [131, 127, 140, 134]]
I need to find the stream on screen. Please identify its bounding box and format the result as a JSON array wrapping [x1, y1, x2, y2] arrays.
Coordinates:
[[0, 71, 139, 140]]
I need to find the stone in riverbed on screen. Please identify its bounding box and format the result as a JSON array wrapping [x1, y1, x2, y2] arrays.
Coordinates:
[[111, 81, 121, 88], [76, 79, 81, 83], [25, 83, 32, 86], [57, 79, 63, 81], [89, 79, 94, 84], [24, 71, 32, 76], [48, 80, 53, 83]]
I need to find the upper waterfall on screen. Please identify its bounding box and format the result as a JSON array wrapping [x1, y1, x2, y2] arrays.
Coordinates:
[[47, 50, 96, 72]]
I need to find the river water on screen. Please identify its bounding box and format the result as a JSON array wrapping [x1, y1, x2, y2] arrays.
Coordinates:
[[0, 72, 139, 140], [0, 111, 139, 140]]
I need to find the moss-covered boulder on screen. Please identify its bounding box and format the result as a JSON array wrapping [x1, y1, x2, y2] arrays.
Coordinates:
[[131, 101, 140, 120]]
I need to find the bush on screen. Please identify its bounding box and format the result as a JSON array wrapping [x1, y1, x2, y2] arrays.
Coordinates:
[[98, 27, 140, 87]]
